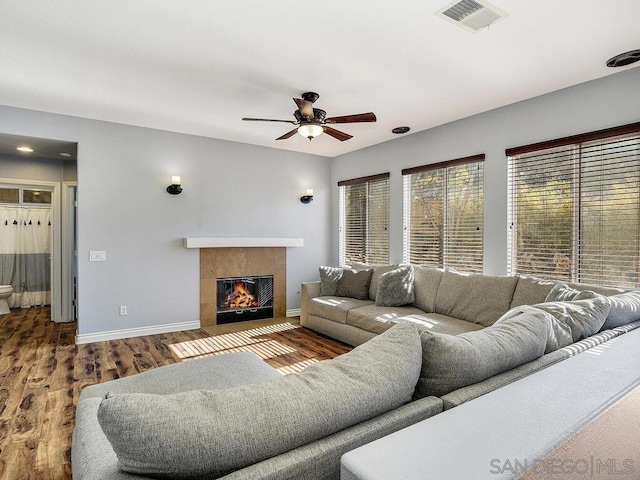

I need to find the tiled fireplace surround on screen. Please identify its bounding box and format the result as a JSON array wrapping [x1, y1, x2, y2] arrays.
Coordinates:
[[199, 247, 286, 327]]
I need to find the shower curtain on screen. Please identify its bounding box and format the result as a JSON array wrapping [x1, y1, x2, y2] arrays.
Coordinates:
[[0, 206, 52, 308]]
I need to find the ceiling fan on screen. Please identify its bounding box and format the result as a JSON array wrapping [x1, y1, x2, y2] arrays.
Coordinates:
[[242, 92, 376, 141]]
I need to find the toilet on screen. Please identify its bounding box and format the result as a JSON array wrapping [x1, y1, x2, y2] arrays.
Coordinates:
[[0, 285, 13, 315]]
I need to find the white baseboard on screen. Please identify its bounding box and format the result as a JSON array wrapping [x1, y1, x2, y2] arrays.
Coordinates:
[[76, 320, 200, 344], [286, 308, 301, 317]]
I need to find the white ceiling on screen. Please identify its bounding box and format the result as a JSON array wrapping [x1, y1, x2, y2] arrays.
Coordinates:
[[1, 0, 639, 158]]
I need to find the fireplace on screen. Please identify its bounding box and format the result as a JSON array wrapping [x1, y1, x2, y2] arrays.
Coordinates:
[[216, 275, 274, 324], [199, 246, 287, 327]]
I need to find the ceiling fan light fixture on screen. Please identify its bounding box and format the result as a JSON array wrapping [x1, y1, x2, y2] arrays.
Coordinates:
[[243, 92, 376, 142], [298, 123, 324, 140]]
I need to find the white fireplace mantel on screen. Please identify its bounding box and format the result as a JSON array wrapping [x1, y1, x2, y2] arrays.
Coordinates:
[[184, 237, 304, 249]]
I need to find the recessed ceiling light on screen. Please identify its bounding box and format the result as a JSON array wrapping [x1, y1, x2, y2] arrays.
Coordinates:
[[60, 152, 72, 157], [606, 49, 640, 68], [17, 146, 34, 153], [392, 126, 411, 134]]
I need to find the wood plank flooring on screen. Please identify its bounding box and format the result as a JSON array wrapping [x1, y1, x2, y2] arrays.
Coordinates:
[[0, 307, 351, 479]]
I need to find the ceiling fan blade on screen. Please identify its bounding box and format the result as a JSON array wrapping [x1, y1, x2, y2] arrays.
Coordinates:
[[242, 117, 296, 124], [325, 112, 377, 124], [293, 98, 314, 119], [323, 126, 353, 142], [276, 128, 299, 141]]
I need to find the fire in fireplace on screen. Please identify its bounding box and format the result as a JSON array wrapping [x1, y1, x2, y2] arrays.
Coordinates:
[[216, 275, 274, 324]]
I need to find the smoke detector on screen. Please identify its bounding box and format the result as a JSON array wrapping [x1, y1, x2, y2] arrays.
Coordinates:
[[437, 0, 508, 33]]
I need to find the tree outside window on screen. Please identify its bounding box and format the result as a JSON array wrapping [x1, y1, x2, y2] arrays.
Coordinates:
[[403, 155, 484, 273], [508, 126, 640, 288]]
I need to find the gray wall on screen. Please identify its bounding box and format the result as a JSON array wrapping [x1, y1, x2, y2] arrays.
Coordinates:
[[0, 107, 331, 336], [1, 66, 638, 338], [0, 155, 65, 182], [63, 161, 78, 182], [331, 67, 640, 274]]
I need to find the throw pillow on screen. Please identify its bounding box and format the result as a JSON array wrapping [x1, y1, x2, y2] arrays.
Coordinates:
[[97, 323, 423, 479], [369, 265, 398, 300], [351, 262, 398, 300], [413, 313, 549, 399], [375, 265, 415, 307], [545, 283, 597, 302], [600, 291, 640, 330], [319, 266, 343, 296], [533, 294, 611, 345], [335, 268, 373, 300]]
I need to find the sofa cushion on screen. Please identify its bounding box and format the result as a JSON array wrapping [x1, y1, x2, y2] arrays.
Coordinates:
[[496, 305, 567, 353], [533, 295, 611, 345], [510, 275, 557, 309], [396, 313, 485, 336], [441, 326, 633, 410], [600, 291, 640, 330], [79, 352, 281, 401], [336, 268, 373, 300], [544, 283, 597, 302], [352, 262, 398, 300], [308, 296, 373, 324], [97, 323, 423, 479], [566, 282, 626, 297], [319, 266, 343, 296], [346, 305, 426, 334], [72, 353, 282, 480], [434, 270, 519, 326], [413, 312, 549, 399], [411, 266, 444, 313], [375, 265, 415, 307]]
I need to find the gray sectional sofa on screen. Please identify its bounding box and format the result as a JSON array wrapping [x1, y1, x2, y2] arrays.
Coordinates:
[[341, 322, 640, 480], [73, 263, 640, 479], [72, 325, 443, 480], [301, 263, 632, 347]]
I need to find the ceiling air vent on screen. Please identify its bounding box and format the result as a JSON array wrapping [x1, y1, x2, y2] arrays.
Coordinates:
[[437, 0, 508, 33]]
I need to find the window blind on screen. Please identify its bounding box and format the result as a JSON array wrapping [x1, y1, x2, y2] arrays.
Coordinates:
[[402, 155, 484, 273], [338, 173, 390, 266], [507, 122, 640, 287]]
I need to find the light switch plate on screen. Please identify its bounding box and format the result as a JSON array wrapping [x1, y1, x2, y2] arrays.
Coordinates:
[[89, 250, 106, 262]]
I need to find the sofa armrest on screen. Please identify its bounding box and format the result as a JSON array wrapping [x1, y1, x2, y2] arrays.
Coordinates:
[[300, 281, 321, 327]]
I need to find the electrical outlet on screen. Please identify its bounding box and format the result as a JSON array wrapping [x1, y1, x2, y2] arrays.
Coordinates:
[[119, 305, 127, 316]]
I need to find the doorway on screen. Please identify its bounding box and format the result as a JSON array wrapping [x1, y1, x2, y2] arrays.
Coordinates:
[[0, 133, 78, 323], [0, 184, 54, 308]]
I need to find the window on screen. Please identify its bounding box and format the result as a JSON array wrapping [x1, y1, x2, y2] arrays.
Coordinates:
[[402, 155, 484, 273], [0, 185, 52, 205], [23, 189, 52, 204], [0, 187, 19, 204], [507, 122, 640, 288], [339, 173, 390, 265]]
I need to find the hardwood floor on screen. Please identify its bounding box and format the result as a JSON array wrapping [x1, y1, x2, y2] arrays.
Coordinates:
[[0, 307, 351, 479]]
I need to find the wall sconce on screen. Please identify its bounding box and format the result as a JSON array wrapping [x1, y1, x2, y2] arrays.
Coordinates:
[[300, 189, 314, 204], [166, 176, 183, 195]]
